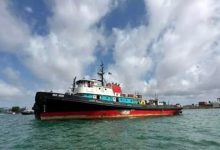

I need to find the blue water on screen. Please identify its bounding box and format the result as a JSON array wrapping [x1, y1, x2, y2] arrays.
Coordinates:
[[0, 109, 220, 150]]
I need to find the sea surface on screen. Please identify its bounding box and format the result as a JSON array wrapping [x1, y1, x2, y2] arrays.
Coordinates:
[[0, 109, 220, 150]]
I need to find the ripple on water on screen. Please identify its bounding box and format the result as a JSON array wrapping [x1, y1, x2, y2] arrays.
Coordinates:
[[0, 109, 220, 150]]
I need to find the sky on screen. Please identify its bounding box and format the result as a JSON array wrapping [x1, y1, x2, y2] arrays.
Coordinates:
[[0, 0, 220, 107]]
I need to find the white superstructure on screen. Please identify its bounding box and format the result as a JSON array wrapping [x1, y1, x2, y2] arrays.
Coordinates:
[[73, 79, 116, 96]]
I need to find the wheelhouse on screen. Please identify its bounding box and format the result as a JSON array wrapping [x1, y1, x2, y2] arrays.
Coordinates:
[[76, 79, 101, 87]]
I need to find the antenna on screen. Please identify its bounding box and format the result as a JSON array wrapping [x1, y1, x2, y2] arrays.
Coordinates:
[[71, 76, 76, 92], [97, 62, 105, 86]]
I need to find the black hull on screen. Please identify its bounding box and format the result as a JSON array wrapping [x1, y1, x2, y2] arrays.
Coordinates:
[[32, 92, 182, 120]]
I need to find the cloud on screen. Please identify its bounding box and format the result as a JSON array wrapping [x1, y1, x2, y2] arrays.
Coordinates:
[[1, 67, 21, 85], [1, 0, 220, 106], [0, 0, 119, 106], [24, 6, 33, 13], [0, 0, 30, 51], [0, 66, 35, 106], [107, 26, 152, 93], [150, 0, 220, 95], [0, 80, 22, 99], [0, 78, 34, 107], [21, 0, 117, 88], [107, 0, 220, 103]]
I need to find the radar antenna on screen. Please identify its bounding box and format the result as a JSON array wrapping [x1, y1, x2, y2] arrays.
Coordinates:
[[97, 62, 105, 86], [71, 76, 77, 92]]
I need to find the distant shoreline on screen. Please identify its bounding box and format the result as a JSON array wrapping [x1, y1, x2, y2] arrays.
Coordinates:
[[183, 107, 220, 109]]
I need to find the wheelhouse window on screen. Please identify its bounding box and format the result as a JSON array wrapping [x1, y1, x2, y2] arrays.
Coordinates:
[[76, 80, 94, 87]]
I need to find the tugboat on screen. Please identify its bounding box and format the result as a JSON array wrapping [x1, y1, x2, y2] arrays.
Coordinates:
[[33, 63, 182, 120]]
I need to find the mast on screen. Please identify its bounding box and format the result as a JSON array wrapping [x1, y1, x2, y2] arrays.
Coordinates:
[[97, 63, 105, 86], [71, 76, 76, 92]]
